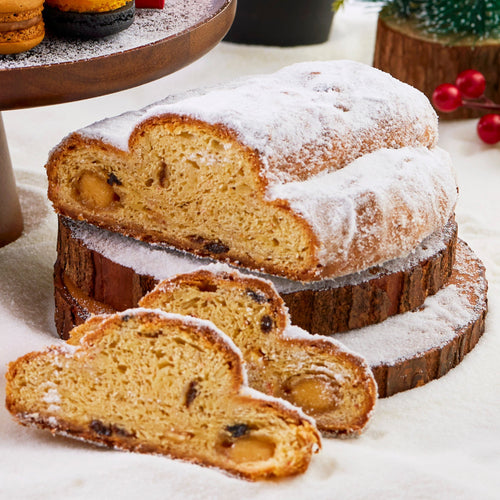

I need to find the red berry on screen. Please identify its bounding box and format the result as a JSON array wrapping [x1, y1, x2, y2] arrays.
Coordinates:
[[432, 84, 462, 112], [455, 69, 486, 99], [477, 114, 500, 144]]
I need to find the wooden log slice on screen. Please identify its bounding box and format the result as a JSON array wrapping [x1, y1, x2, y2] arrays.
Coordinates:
[[373, 15, 500, 120], [54, 215, 457, 339], [53, 238, 488, 398], [332, 239, 488, 397]]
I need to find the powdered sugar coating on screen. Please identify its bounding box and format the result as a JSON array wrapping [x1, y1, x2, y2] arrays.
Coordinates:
[[331, 241, 487, 366], [0, 0, 217, 69], [239, 385, 319, 432], [78, 60, 439, 186], [268, 146, 457, 269], [65, 60, 455, 276], [283, 324, 373, 373]]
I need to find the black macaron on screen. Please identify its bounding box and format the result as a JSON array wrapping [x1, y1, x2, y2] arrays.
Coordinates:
[[44, 1, 135, 39]]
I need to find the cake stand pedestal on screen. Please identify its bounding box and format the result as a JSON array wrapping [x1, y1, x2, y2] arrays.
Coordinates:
[[0, 0, 235, 247], [0, 114, 23, 246]]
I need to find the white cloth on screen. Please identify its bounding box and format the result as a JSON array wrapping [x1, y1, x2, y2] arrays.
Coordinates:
[[1, 4, 499, 499]]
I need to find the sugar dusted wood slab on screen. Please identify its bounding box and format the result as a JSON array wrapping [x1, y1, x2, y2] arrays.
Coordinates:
[[53, 237, 487, 398], [332, 240, 487, 397], [54, 216, 457, 338]]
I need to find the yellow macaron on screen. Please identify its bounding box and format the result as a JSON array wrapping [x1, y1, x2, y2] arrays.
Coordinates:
[[45, 1, 130, 13], [0, 0, 45, 54]]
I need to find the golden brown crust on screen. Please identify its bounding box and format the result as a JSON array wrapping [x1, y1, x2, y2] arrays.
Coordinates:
[[45, 62, 454, 282], [6, 309, 320, 480]]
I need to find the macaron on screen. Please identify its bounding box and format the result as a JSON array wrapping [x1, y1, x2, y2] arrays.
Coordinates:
[[0, 0, 45, 54], [44, 0, 135, 38]]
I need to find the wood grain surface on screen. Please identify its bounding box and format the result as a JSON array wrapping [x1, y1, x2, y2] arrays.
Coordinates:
[[54, 215, 457, 338], [0, 0, 236, 110], [373, 16, 500, 120], [53, 235, 487, 398]]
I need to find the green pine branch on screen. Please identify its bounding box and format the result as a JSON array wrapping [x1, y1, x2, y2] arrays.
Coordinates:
[[418, 0, 500, 39], [340, 0, 500, 38]]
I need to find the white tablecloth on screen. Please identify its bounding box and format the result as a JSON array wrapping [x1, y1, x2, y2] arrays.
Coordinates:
[[1, 4, 499, 499]]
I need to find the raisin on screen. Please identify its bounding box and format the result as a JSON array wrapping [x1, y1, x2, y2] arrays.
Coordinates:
[[137, 330, 163, 338], [226, 423, 249, 438], [260, 315, 274, 333], [158, 162, 170, 188], [107, 173, 122, 186], [204, 241, 229, 254], [90, 420, 112, 436], [188, 235, 206, 245], [185, 380, 199, 408], [246, 289, 267, 304], [90, 420, 135, 438], [187, 236, 229, 254]]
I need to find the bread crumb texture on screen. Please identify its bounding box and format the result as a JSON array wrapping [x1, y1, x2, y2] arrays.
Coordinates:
[[139, 267, 377, 435], [5, 309, 320, 480], [46, 61, 457, 281]]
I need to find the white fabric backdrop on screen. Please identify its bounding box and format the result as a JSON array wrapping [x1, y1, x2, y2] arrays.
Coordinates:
[[1, 3, 499, 499]]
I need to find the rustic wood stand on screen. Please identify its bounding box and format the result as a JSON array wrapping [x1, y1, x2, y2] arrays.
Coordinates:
[[0, 0, 236, 247]]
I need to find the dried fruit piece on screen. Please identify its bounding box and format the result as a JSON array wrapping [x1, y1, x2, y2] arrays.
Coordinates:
[[281, 374, 341, 415], [77, 172, 117, 209], [246, 289, 268, 304], [260, 315, 274, 333], [107, 172, 122, 186], [185, 380, 199, 408], [221, 435, 276, 464], [204, 241, 230, 254], [226, 423, 249, 438]]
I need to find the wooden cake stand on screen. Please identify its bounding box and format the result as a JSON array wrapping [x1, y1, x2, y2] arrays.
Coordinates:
[[0, 0, 236, 247]]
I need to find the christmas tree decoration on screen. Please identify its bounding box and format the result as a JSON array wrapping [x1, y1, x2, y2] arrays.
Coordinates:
[[367, 0, 500, 119]]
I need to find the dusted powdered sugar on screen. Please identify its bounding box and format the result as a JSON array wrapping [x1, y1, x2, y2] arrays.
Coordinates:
[[331, 242, 487, 366], [0, 0, 216, 69], [55, 60, 455, 277], [77, 60, 438, 186], [67, 216, 453, 292], [268, 146, 457, 266], [42, 386, 61, 405]]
